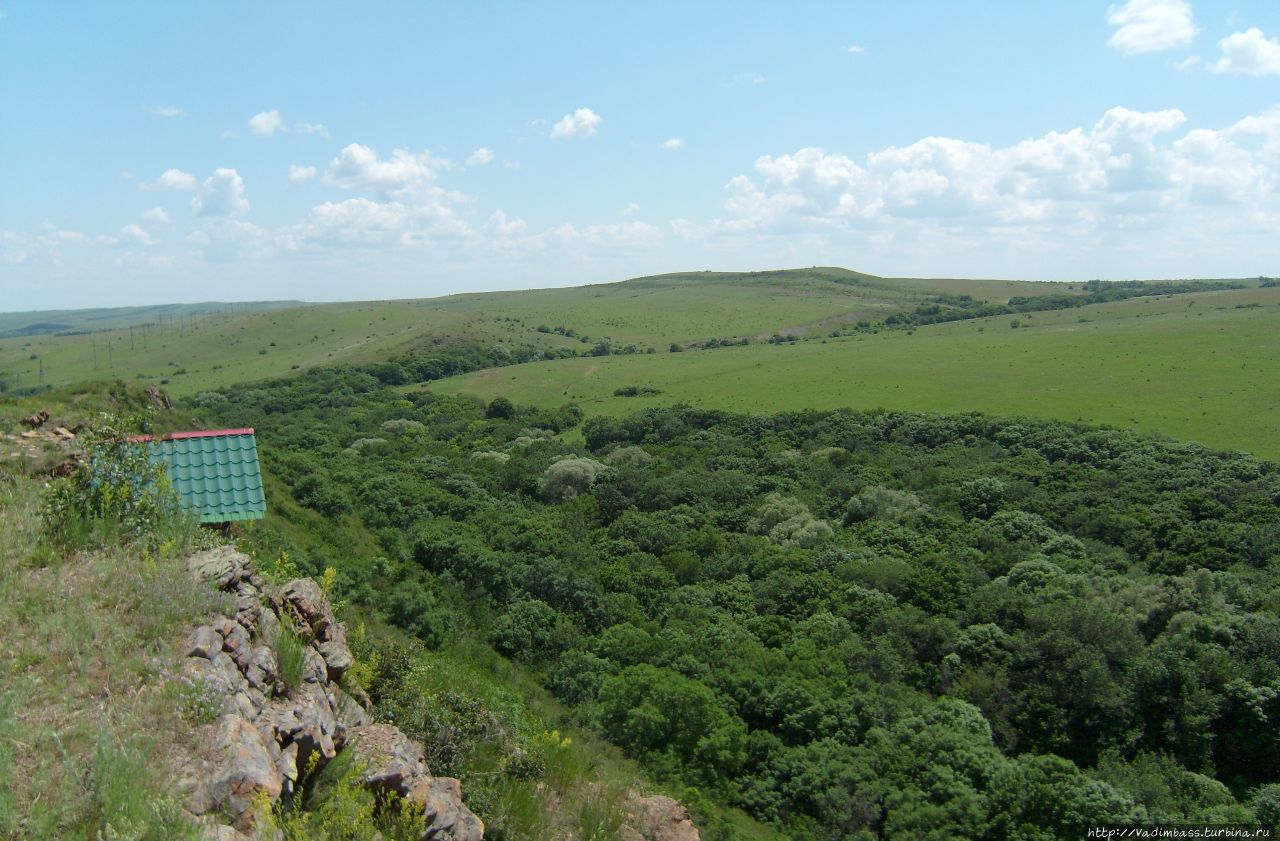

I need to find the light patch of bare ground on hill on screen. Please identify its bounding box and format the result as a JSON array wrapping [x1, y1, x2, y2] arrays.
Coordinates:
[[0, 478, 226, 839]]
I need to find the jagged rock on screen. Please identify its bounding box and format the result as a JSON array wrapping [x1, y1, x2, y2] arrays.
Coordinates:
[[317, 623, 354, 680], [187, 547, 251, 590], [292, 682, 339, 768], [178, 552, 482, 839], [276, 741, 299, 791], [350, 724, 432, 794], [334, 685, 373, 731], [258, 703, 303, 745], [243, 645, 277, 693], [619, 794, 700, 841], [48, 456, 80, 478], [257, 606, 281, 646], [20, 410, 49, 429], [190, 714, 283, 832], [210, 652, 248, 694], [350, 725, 484, 841], [282, 578, 332, 637], [233, 593, 262, 631], [231, 692, 258, 722], [408, 777, 485, 841], [183, 655, 238, 700], [199, 825, 250, 841], [221, 621, 252, 668], [186, 625, 224, 659], [302, 645, 327, 684], [146, 384, 173, 409]]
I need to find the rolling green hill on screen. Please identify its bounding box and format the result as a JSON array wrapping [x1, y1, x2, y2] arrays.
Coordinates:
[[432, 283, 1280, 460], [0, 300, 305, 340], [0, 268, 1094, 398], [3, 268, 1275, 459]]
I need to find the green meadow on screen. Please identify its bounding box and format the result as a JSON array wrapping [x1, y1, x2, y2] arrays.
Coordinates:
[[4, 267, 1276, 459], [0, 268, 1094, 396], [433, 284, 1280, 460]]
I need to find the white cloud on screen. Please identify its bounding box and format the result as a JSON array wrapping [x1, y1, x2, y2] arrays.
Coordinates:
[[466, 147, 495, 166], [147, 168, 198, 191], [192, 168, 249, 217], [288, 164, 317, 183], [248, 109, 286, 136], [1107, 0, 1197, 54], [324, 143, 450, 191], [847, 45, 867, 55], [1176, 55, 1202, 70], [621, 202, 641, 216], [141, 207, 171, 224], [484, 210, 528, 236], [550, 107, 602, 140], [1210, 28, 1280, 76], [544, 221, 661, 248], [661, 137, 684, 151], [144, 105, 185, 118], [294, 121, 329, 137], [718, 105, 1279, 236], [118, 224, 156, 246], [287, 192, 472, 249]]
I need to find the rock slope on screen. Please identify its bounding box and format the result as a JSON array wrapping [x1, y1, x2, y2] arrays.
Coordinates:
[[175, 546, 484, 841]]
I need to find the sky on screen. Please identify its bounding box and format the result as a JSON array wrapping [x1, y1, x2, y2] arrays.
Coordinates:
[[1, 1, 1279, 311]]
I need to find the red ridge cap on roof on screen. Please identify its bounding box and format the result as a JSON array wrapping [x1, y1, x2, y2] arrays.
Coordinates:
[[128, 428, 255, 443], [162, 428, 255, 440]]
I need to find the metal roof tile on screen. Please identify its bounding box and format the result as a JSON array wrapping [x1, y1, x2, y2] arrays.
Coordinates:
[[149, 431, 266, 523]]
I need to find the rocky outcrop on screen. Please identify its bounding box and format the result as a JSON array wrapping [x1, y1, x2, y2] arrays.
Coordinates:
[[176, 546, 483, 840], [348, 724, 484, 841], [620, 794, 701, 841]]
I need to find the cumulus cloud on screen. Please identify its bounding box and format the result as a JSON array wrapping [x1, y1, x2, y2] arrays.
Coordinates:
[[718, 105, 1279, 235], [484, 210, 528, 236], [1210, 28, 1280, 75], [144, 105, 185, 117], [284, 187, 473, 251], [294, 121, 329, 137], [551, 107, 602, 140], [191, 168, 249, 217], [118, 224, 156, 246], [662, 137, 684, 151], [141, 207, 171, 224], [324, 143, 450, 192], [288, 164, 317, 183], [847, 45, 867, 55], [248, 109, 286, 136], [466, 147, 494, 166], [148, 168, 198, 191], [544, 221, 661, 249], [1107, 0, 1197, 54]]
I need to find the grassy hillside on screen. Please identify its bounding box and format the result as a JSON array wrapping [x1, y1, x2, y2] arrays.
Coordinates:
[[433, 284, 1280, 460], [0, 268, 1094, 399], [4, 268, 1273, 458], [0, 300, 304, 340]]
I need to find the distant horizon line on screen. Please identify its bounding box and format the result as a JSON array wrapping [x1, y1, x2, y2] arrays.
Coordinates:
[[3, 267, 1272, 317]]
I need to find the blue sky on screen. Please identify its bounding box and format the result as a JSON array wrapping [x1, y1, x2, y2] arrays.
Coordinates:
[[2, 1, 1279, 311]]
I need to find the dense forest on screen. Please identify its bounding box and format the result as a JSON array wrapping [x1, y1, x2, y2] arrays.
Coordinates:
[[193, 366, 1280, 839]]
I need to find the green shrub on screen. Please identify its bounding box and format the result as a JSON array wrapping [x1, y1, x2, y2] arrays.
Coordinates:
[[275, 619, 308, 696], [40, 411, 188, 549]]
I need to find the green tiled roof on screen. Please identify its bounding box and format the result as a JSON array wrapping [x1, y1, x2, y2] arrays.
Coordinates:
[[148, 430, 266, 523]]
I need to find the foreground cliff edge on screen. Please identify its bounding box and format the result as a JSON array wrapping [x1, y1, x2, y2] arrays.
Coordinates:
[[174, 545, 485, 840]]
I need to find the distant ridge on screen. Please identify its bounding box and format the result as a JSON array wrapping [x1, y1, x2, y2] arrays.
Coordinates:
[[0, 300, 308, 339]]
